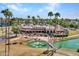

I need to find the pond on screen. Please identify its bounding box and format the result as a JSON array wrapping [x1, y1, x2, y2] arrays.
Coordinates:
[[27, 38, 79, 49], [54, 38, 79, 49]]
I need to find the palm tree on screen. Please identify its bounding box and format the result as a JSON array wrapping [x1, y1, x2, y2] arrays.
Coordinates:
[[32, 16, 37, 25], [32, 16, 35, 20], [1, 9, 13, 56], [54, 12, 60, 25], [54, 12, 60, 19], [37, 15, 40, 24], [37, 15, 40, 19], [27, 15, 30, 19], [1, 9, 13, 26], [48, 11, 53, 20], [47, 12, 52, 50], [27, 15, 32, 24], [26, 15, 30, 24]]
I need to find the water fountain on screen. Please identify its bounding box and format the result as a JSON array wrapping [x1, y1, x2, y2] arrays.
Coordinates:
[[27, 40, 48, 48]]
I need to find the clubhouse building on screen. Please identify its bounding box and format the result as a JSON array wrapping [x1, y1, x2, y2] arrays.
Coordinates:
[[20, 24, 68, 37]]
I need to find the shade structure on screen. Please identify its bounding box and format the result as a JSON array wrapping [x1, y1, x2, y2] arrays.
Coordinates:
[[53, 33, 68, 37]]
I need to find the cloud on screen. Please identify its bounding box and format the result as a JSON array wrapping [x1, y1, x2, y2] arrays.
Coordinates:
[[38, 3, 60, 12], [7, 4, 28, 13], [7, 4, 18, 10], [38, 9, 43, 12]]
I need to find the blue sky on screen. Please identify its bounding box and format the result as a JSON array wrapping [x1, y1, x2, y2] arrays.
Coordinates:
[[0, 3, 79, 19]]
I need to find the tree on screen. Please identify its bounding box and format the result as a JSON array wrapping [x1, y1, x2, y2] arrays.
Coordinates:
[[48, 12, 53, 50], [54, 12, 60, 24], [32, 16, 37, 25], [27, 15, 31, 24], [47, 20, 53, 25], [37, 15, 40, 24], [1, 9, 13, 26], [54, 12, 60, 19], [48, 11, 53, 20], [27, 15, 30, 19], [37, 15, 40, 19], [1, 9, 13, 56], [12, 26, 19, 37], [25, 19, 30, 24], [32, 16, 35, 20]]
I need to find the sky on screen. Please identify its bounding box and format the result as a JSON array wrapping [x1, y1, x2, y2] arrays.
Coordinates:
[[0, 3, 79, 19]]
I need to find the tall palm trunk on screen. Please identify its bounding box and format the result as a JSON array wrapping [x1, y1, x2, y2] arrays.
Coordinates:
[[7, 17, 10, 56], [50, 16, 51, 20], [5, 17, 10, 56], [5, 17, 7, 56], [1, 9, 13, 56]]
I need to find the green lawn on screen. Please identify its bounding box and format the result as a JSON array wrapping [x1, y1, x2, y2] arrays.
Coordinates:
[[69, 29, 79, 36]]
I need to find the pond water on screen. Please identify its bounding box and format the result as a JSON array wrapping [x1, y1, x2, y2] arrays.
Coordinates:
[[54, 38, 79, 49], [27, 38, 79, 49]]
